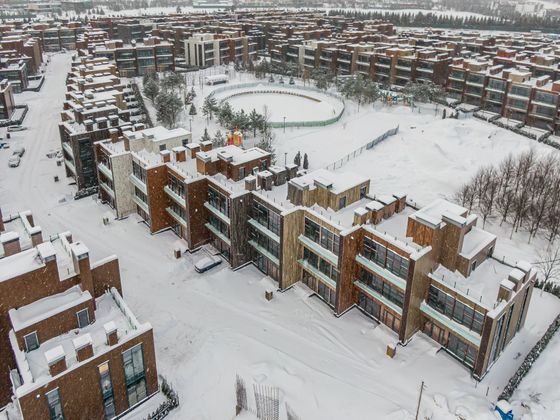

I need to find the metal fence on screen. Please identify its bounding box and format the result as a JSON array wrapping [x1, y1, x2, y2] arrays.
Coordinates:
[[324, 125, 399, 171], [207, 82, 345, 128]]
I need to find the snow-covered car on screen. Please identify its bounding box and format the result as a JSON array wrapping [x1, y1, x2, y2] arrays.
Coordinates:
[[8, 155, 20, 167], [194, 256, 222, 273], [12, 146, 25, 157], [7, 125, 27, 132]]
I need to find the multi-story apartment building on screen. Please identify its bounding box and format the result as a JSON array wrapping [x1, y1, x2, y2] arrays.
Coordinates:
[[185, 32, 257, 67], [91, 121, 535, 379], [0, 207, 159, 418], [87, 37, 175, 77]]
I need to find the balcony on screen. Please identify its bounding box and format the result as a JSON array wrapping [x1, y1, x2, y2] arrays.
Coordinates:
[[98, 162, 113, 181], [164, 186, 186, 208], [298, 259, 337, 290], [166, 207, 187, 228], [132, 194, 149, 213], [204, 202, 230, 224], [62, 142, 73, 158], [416, 67, 433, 73], [395, 65, 412, 71], [298, 235, 338, 266], [448, 74, 465, 82], [375, 62, 390, 69], [420, 301, 481, 347], [354, 280, 402, 316], [355, 255, 407, 291], [249, 240, 280, 266], [129, 174, 147, 194], [99, 181, 115, 199], [205, 223, 231, 246], [248, 219, 280, 243], [64, 158, 76, 175]]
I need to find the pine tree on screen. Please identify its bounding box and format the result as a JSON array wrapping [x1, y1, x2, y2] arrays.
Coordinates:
[[212, 130, 225, 147], [294, 151, 301, 167], [201, 128, 211, 143], [303, 153, 309, 170], [156, 92, 183, 128], [143, 79, 159, 102], [189, 103, 197, 116]]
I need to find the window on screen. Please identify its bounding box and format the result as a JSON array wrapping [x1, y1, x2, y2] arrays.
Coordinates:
[[304, 218, 340, 255], [123, 344, 147, 407], [447, 333, 477, 367], [362, 237, 409, 280], [260, 160, 267, 170], [159, 144, 166, 151], [98, 362, 115, 419], [76, 308, 90, 329], [24, 331, 39, 352], [471, 260, 477, 272], [360, 270, 404, 308], [427, 286, 485, 334], [238, 167, 245, 179], [339, 196, 347, 209], [360, 186, 367, 198], [207, 186, 229, 216], [46, 388, 64, 420]]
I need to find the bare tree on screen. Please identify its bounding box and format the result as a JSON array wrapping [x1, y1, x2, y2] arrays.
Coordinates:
[[535, 245, 560, 294], [479, 168, 499, 229]]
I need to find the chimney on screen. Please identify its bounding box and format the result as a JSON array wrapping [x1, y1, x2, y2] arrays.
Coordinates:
[[73, 333, 94, 362], [29, 227, 43, 248], [104, 321, 118, 346], [160, 150, 171, 163], [392, 193, 406, 213], [353, 207, 369, 226], [109, 128, 119, 143], [70, 241, 95, 308], [186, 143, 201, 159], [366, 201, 384, 225], [173, 146, 186, 162], [258, 171, 273, 191], [200, 140, 212, 152], [285, 163, 298, 180], [245, 175, 257, 191], [84, 119, 94, 132], [109, 114, 119, 127], [96, 117, 108, 129], [45, 346, 66, 376], [1, 232, 21, 257]]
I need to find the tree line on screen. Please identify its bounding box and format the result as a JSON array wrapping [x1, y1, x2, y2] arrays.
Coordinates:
[[329, 9, 560, 33], [455, 150, 560, 244]]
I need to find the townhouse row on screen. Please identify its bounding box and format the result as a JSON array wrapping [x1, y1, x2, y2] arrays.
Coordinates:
[[93, 124, 535, 380], [0, 208, 159, 418]]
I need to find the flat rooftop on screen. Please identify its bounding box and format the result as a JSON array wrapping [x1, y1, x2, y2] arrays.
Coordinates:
[[430, 258, 513, 309]]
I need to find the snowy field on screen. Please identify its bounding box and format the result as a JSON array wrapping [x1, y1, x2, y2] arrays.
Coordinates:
[[2, 54, 560, 419]]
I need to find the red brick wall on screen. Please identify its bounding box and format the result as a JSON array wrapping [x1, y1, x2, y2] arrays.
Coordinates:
[[146, 165, 171, 233], [91, 257, 123, 297]]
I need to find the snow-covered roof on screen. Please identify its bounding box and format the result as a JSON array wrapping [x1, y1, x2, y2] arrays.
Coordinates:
[[0, 247, 45, 283], [9, 286, 91, 332], [459, 227, 496, 259], [290, 168, 368, 194], [410, 199, 468, 229]]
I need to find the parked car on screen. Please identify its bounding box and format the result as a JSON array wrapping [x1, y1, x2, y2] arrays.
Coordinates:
[[8, 155, 20, 167], [7, 125, 27, 132], [194, 256, 222, 273], [12, 146, 25, 157]]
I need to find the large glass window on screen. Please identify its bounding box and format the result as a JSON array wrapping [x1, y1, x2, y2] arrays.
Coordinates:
[[362, 237, 409, 279], [427, 286, 485, 334], [303, 247, 339, 283], [304, 218, 340, 255], [207, 186, 229, 216], [250, 228, 279, 258], [46, 388, 64, 420], [252, 201, 280, 236], [98, 362, 116, 419], [360, 270, 404, 308], [208, 214, 229, 238], [123, 344, 147, 407], [132, 161, 147, 183], [447, 333, 477, 367]]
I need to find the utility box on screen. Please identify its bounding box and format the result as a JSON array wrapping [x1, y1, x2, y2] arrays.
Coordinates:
[[386, 344, 396, 359], [265, 290, 273, 301]]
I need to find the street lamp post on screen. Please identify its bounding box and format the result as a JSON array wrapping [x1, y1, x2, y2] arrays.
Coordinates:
[[189, 116, 193, 133]]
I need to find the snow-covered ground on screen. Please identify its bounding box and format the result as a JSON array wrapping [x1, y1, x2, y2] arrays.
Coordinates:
[[2, 55, 560, 419]]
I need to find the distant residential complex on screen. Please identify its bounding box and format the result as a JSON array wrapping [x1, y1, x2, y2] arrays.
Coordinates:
[[0, 208, 159, 417]]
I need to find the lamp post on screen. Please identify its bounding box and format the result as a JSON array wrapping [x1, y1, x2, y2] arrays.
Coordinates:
[[189, 116, 193, 133]]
